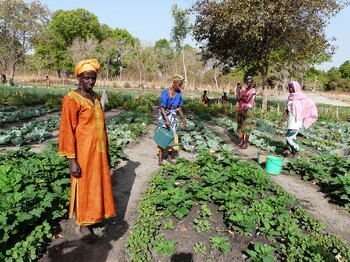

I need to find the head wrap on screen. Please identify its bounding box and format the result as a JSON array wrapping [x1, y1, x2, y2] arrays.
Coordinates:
[[287, 81, 318, 128], [246, 76, 253, 82], [172, 74, 184, 82], [75, 59, 100, 76]]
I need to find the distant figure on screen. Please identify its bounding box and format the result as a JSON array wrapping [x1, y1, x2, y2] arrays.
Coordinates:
[[9, 78, 14, 86], [220, 92, 228, 103], [45, 75, 51, 87], [201, 90, 210, 105], [1, 73, 6, 84], [278, 81, 318, 158]]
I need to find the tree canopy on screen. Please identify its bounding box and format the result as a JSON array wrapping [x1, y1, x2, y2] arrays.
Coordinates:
[[35, 8, 103, 76], [190, 0, 348, 108], [0, 0, 50, 80], [339, 60, 350, 79]]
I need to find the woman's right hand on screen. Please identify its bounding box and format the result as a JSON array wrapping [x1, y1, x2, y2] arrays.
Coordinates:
[[69, 159, 81, 177], [165, 119, 171, 128]]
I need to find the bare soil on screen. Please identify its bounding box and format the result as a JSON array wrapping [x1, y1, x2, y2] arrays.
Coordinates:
[[3, 94, 350, 261]]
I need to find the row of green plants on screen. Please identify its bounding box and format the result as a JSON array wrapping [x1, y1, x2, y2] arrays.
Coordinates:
[[286, 154, 350, 211], [0, 88, 63, 109], [0, 115, 60, 146], [183, 98, 236, 121], [0, 87, 157, 122], [300, 121, 350, 146], [214, 115, 348, 155], [0, 105, 16, 112], [0, 107, 59, 125], [178, 118, 232, 153], [0, 104, 153, 149], [126, 151, 350, 261], [2, 87, 349, 122]]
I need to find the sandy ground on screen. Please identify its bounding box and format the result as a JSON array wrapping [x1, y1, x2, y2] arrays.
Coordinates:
[[4, 93, 349, 261]]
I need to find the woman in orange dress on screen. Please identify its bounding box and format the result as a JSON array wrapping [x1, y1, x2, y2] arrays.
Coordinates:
[[59, 59, 116, 243]]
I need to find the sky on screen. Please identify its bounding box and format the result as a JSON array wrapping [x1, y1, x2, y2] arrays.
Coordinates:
[[36, 0, 349, 72]]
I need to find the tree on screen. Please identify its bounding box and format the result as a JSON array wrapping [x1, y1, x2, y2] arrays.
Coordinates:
[[68, 37, 99, 65], [325, 66, 350, 90], [305, 67, 328, 90], [171, 4, 190, 88], [206, 59, 224, 90], [190, 0, 348, 110], [125, 42, 158, 86], [35, 8, 102, 76], [154, 39, 175, 78], [110, 28, 139, 79], [0, 0, 50, 81], [339, 60, 350, 79]]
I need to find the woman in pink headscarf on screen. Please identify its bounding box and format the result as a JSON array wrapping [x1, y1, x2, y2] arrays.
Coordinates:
[[278, 81, 318, 157]]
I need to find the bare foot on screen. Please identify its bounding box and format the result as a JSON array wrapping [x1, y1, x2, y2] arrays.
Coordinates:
[[292, 152, 299, 158], [238, 140, 244, 146], [241, 143, 248, 149], [77, 226, 91, 237], [167, 158, 175, 165], [76, 226, 98, 244]]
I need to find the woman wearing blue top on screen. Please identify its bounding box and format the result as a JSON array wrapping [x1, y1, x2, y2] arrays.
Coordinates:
[[157, 74, 187, 166]]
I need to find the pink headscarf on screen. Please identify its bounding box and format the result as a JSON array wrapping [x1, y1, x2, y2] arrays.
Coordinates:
[[288, 81, 318, 128]]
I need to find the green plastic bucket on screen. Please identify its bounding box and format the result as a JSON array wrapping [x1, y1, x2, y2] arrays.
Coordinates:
[[265, 156, 284, 175]]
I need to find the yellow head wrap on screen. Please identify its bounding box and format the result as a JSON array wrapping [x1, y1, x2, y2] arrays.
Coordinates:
[[172, 74, 184, 82], [75, 59, 100, 76]]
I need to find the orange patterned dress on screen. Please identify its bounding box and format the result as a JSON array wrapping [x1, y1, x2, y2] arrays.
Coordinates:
[[59, 91, 116, 226]]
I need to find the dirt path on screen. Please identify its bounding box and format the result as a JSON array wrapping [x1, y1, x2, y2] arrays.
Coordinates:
[[271, 92, 350, 107]]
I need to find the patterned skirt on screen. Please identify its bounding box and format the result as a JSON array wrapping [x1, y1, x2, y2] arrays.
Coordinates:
[[237, 107, 254, 138]]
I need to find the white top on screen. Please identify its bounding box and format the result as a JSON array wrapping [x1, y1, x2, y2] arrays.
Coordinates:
[[287, 101, 302, 129]]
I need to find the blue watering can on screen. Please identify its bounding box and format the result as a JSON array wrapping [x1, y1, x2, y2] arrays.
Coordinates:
[[153, 126, 181, 149]]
